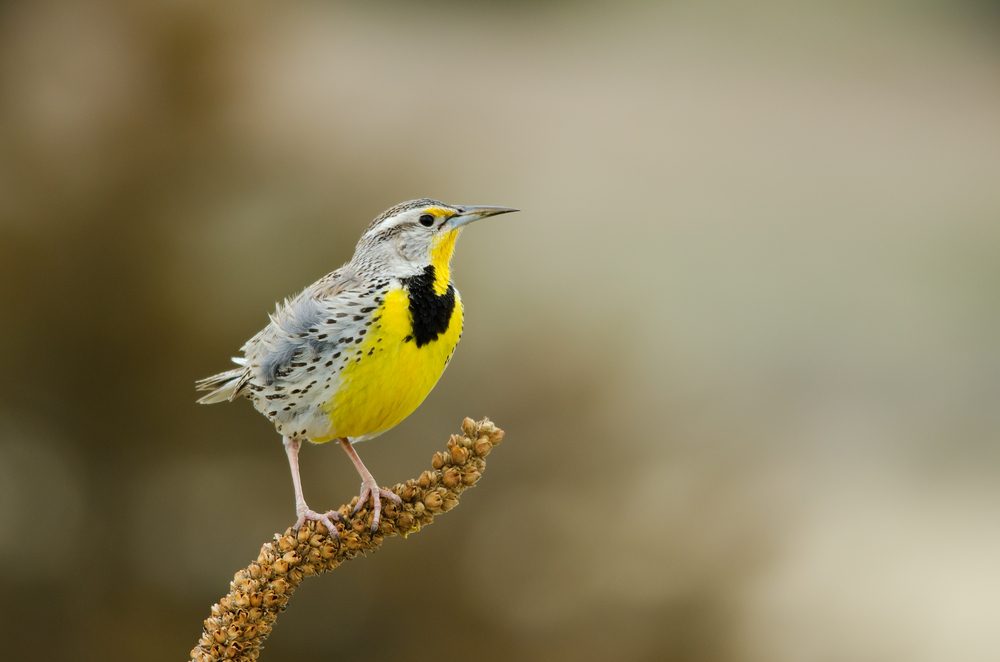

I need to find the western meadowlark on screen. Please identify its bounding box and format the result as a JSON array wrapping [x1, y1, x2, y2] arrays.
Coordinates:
[[196, 199, 517, 533]]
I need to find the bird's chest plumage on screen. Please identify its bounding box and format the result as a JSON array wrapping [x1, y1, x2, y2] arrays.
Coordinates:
[[318, 269, 463, 441]]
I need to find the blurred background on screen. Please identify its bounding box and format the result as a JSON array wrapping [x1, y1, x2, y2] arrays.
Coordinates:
[[1, 0, 999, 660]]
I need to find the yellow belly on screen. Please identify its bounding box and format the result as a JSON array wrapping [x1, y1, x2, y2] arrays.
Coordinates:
[[317, 287, 463, 441]]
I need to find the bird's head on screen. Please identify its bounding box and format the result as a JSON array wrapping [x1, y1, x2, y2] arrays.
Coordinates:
[[353, 198, 518, 290]]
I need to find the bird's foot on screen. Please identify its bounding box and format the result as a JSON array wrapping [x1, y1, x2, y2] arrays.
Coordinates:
[[293, 507, 344, 537], [352, 479, 403, 533]]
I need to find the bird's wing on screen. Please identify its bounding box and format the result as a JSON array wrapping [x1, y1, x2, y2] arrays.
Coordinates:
[[238, 267, 374, 393], [196, 268, 352, 403]]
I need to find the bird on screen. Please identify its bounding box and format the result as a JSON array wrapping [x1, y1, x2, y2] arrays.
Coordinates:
[[196, 199, 517, 533]]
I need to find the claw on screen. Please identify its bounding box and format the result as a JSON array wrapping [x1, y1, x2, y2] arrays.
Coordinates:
[[294, 507, 344, 537], [352, 480, 402, 532]]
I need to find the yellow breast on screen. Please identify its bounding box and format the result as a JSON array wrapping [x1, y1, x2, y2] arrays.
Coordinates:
[[318, 286, 463, 441]]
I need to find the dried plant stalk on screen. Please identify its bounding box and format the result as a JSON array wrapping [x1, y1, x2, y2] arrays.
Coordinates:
[[190, 417, 505, 662]]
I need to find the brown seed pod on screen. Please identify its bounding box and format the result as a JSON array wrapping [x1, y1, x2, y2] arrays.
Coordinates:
[[450, 445, 470, 464], [398, 483, 418, 502], [442, 467, 462, 488], [396, 512, 416, 532], [423, 491, 444, 511], [462, 468, 481, 486]]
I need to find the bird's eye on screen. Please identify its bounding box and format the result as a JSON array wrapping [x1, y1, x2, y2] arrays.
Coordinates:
[[418, 214, 435, 227]]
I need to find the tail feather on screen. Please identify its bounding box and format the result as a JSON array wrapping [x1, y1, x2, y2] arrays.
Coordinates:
[[195, 366, 247, 404]]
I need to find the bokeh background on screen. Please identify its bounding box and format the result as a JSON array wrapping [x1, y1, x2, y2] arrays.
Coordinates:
[[2, 1, 999, 660]]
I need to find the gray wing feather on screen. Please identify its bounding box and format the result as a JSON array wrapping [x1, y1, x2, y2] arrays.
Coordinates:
[[240, 267, 365, 391], [197, 267, 362, 404]]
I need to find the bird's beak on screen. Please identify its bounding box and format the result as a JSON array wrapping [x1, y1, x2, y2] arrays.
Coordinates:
[[448, 205, 519, 229]]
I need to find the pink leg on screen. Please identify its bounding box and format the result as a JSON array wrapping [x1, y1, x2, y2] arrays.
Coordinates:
[[339, 438, 402, 532], [283, 436, 343, 536]]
